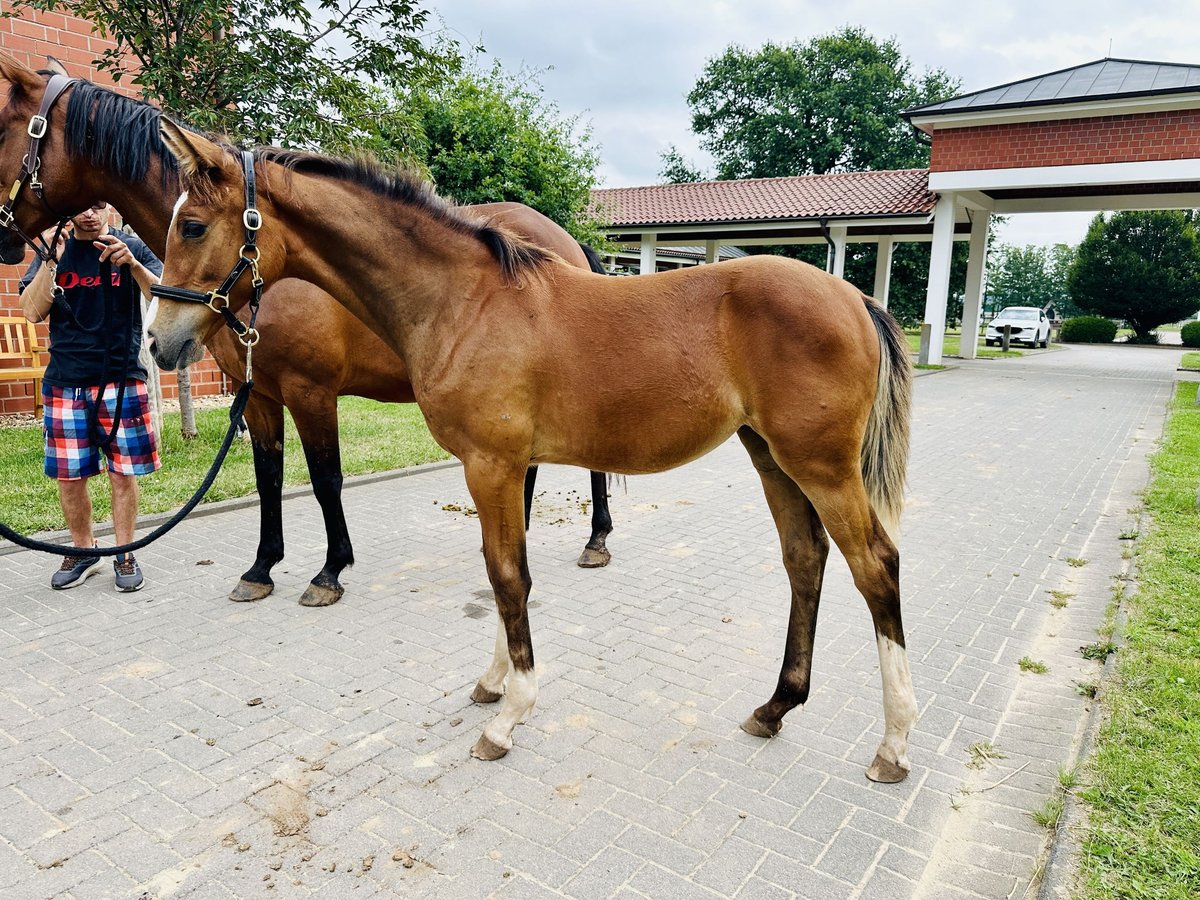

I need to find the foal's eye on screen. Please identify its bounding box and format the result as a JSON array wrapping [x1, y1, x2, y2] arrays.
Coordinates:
[[181, 221, 207, 240]]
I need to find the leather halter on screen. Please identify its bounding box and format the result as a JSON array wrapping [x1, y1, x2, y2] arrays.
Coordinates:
[[0, 73, 78, 262], [151, 150, 264, 349]]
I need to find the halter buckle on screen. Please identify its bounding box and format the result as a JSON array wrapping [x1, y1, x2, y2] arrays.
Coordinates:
[[207, 291, 230, 313], [243, 208, 262, 231], [0, 205, 12, 229], [27, 115, 48, 139]]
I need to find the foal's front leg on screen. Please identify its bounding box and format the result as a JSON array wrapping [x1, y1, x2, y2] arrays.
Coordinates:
[[464, 458, 538, 760]]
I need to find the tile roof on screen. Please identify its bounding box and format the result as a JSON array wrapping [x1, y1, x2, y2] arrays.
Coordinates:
[[905, 58, 1200, 118], [591, 169, 934, 228]]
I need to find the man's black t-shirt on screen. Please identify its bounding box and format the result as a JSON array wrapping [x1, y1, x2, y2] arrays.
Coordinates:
[[19, 230, 163, 388]]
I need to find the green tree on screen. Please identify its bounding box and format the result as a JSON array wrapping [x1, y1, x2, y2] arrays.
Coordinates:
[[686, 26, 960, 179], [6, 0, 462, 148], [390, 64, 604, 244], [1068, 211, 1200, 342], [658, 145, 708, 184], [987, 244, 1077, 316]]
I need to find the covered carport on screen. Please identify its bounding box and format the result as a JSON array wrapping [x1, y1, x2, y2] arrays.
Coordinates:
[[905, 57, 1200, 364], [592, 170, 970, 308]]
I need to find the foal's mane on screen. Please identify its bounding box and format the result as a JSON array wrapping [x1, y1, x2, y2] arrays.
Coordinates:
[[253, 147, 553, 282], [60, 77, 178, 188]]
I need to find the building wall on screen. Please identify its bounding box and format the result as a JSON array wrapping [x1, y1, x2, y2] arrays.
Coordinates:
[[930, 108, 1200, 172], [0, 11, 226, 414]]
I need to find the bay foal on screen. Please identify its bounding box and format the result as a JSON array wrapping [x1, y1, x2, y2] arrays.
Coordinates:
[[147, 128, 917, 782]]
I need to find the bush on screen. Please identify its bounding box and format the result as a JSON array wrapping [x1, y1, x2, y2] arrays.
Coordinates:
[[1182, 321, 1200, 348], [1060, 315, 1117, 344]]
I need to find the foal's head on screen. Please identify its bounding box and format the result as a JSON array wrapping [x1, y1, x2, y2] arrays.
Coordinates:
[[148, 122, 285, 370]]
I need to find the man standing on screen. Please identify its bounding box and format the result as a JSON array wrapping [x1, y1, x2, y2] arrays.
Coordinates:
[[19, 203, 163, 591]]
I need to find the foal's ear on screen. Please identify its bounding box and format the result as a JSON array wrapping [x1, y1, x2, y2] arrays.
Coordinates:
[[44, 56, 70, 77], [0, 53, 44, 97], [160, 118, 229, 187]]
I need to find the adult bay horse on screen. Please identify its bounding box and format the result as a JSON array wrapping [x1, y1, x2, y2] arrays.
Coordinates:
[[0, 57, 616, 610], [147, 126, 918, 783]]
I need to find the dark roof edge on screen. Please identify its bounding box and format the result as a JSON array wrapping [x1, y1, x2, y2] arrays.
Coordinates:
[[603, 211, 933, 230], [592, 168, 929, 192], [901, 57, 1200, 120]]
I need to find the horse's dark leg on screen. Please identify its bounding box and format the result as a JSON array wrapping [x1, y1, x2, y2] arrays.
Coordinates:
[[770, 435, 915, 784], [736, 427, 830, 737], [230, 393, 286, 602], [577, 470, 613, 568], [464, 458, 536, 760], [291, 401, 354, 608], [523, 465, 538, 531]]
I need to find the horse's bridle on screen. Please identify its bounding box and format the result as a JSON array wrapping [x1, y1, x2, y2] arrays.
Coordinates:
[[0, 73, 78, 262], [151, 150, 264, 356]]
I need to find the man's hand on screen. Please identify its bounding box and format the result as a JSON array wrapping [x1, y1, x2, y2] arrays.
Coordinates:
[[40, 224, 67, 260], [94, 232, 136, 267]]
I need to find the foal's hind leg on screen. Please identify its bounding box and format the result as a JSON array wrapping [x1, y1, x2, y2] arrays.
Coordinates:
[[464, 458, 538, 760], [578, 471, 613, 568], [736, 427, 830, 738], [231, 393, 285, 602], [797, 469, 916, 783]]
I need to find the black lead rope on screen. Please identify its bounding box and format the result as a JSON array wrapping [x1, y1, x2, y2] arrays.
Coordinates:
[[0, 380, 254, 557]]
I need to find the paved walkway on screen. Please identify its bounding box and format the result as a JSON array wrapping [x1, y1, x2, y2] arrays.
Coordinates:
[[0, 344, 1180, 899]]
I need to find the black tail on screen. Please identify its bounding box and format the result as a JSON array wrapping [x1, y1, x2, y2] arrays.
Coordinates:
[[579, 243, 609, 274]]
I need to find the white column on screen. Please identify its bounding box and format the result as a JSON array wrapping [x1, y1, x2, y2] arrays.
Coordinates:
[[873, 236, 895, 308], [640, 232, 657, 275], [920, 193, 957, 365], [704, 240, 719, 264], [959, 210, 991, 361], [829, 225, 847, 279]]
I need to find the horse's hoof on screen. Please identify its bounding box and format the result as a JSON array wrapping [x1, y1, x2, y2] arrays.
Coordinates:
[[577, 546, 612, 568], [865, 752, 910, 784], [299, 583, 344, 607], [471, 733, 510, 761], [229, 579, 273, 602], [740, 714, 782, 739], [471, 683, 503, 703]]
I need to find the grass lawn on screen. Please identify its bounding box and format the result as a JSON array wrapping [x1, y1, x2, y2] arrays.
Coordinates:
[[1076, 381, 1200, 899], [0, 396, 450, 535], [903, 327, 1031, 359], [1181, 351, 1200, 370]]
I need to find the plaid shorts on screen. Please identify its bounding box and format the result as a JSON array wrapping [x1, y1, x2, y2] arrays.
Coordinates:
[[43, 380, 161, 480]]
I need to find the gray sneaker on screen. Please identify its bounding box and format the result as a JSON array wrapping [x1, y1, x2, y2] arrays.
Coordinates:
[[114, 555, 144, 592], [51, 551, 103, 589]]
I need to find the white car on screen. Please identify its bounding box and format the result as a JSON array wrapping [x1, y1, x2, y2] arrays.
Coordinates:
[[985, 306, 1051, 348]]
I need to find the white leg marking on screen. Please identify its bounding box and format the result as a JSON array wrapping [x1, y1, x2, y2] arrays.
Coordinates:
[[876, 636, 917, 770], [481, 666, 538, 752], [477, 610, 509, 696]]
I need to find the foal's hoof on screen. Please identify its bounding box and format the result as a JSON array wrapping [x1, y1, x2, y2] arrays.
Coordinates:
[[471, 733, 510, 761], [865, 753, 910, 784], [740, 714, 782, 739], [299, 583, 344, 607], [229, 579, 273, 602], [577, 546, 612, 568], [471, 683, 503, 704]]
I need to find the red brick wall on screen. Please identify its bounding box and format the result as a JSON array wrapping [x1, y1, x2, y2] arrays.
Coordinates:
[[0, 11, 226, 414], [930, 109, 1200, 172]]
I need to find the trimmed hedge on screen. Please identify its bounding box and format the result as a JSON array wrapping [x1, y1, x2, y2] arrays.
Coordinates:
[[1182, 321, 1200, 348], [1060, 315, 1118, 344]]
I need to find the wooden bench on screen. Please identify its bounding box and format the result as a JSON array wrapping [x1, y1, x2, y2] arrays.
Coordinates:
[[0, 315, 47, 414]]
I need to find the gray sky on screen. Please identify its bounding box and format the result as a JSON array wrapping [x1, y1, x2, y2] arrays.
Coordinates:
[[433, 0, 1196, 248]]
